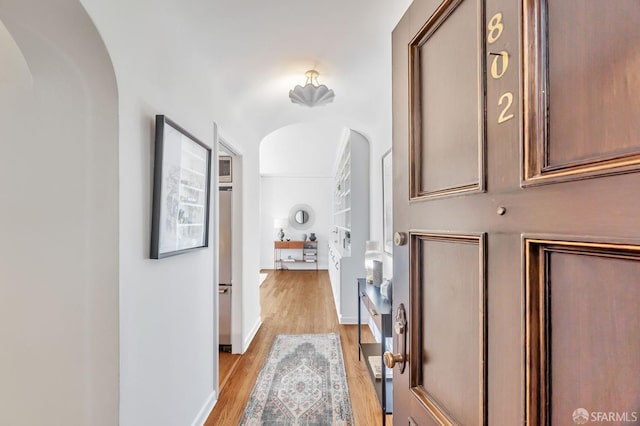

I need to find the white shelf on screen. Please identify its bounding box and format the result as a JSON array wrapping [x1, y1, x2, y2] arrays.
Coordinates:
[[182, 149, 206, 162], [180, 184, 204, 192], [181, 166, 205, 177], [334, 208, 351, 215]]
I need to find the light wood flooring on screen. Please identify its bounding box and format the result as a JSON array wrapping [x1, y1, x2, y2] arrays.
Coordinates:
[[206, 269, 392, 425], [218, 351, 241, 392]]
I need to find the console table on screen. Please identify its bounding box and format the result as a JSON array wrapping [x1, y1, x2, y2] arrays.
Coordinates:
[[273, 240, 318, 270], [357, 278, 392, 424]]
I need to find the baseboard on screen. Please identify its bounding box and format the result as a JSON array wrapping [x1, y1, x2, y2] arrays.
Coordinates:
[[259, 272, 269, 287], [191, 390, 217, 426], [243, 318, 263, 352], [339, 315, 358, 325]]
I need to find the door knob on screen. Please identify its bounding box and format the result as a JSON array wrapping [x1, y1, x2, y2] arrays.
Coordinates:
[[383, 351, 405, 368]]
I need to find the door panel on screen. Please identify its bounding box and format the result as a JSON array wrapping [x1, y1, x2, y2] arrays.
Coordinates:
[[547, 1, 640, 167], [525, 240, 640, 425], [393, 0, 640, 424], [410, 234, 486, 425], [524, 0, 640, 184], [486, 234, 522, 425], [410, 0, 484, 198]]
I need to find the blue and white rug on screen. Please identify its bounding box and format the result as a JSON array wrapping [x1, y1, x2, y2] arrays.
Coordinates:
[[241, 333, 353, 425]]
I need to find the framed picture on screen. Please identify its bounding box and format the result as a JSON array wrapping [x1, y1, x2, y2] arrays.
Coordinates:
[[151, 115, 212, 259], [382, 149, 393, 254]]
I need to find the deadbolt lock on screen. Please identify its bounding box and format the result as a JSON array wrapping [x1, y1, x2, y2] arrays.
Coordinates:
[[394, 232, 407, 246]]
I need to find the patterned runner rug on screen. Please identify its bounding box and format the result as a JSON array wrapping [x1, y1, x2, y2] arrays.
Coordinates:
[[241, 333, 354, 425]]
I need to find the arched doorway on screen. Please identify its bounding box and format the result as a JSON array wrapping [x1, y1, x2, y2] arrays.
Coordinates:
[[0, 2, 119, 424]]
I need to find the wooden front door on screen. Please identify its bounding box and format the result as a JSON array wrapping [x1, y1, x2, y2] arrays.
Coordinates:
[[390, 0, 640, 424]]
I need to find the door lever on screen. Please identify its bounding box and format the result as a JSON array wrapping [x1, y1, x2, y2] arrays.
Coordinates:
[[383, 303, 407, 373]]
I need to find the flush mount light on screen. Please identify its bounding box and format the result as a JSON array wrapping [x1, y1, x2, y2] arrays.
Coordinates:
[[289, 69, 335, 107]]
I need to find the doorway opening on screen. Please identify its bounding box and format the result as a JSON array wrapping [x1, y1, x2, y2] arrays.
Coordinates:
[[217, 138, 243, 392]]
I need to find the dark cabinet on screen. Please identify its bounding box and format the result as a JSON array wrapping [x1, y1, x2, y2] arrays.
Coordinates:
[[357, 278, 392, 424]]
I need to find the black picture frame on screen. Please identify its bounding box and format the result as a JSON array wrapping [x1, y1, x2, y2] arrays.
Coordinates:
[[151, 115, 212, 259]]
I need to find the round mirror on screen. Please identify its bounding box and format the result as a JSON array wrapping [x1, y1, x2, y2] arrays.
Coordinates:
[[288, 204, 314, 230], [295, 210, 309, 224]]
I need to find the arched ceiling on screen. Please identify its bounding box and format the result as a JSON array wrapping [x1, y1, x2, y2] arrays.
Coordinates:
[[205, 0, 413, 148], [259, 122, 345, 177], [78, 0, 412, 154]]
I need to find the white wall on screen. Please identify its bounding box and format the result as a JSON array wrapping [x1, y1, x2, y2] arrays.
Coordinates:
[[0, 1, 119, 424], [260, 177, 333, 269], [79, 0, 219, 424]]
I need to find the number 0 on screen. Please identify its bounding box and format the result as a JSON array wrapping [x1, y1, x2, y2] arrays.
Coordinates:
[[490, 51, 509, 79]]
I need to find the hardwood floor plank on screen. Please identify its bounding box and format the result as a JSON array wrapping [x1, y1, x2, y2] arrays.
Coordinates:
[[205, 270, 390, 425], [218, 352, 241, 392]]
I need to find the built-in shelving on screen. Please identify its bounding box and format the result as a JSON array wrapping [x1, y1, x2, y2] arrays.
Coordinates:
[[328, 129, 369, 324]]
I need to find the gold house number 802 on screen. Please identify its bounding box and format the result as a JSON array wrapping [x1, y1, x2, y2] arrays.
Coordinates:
[[488, 12, 514, 124]]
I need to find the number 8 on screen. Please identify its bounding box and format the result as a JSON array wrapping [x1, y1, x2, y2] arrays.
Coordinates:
[[487, 12, 503, 44]]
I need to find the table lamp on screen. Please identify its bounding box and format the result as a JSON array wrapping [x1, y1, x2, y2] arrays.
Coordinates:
[[273, 218, 288, 241]]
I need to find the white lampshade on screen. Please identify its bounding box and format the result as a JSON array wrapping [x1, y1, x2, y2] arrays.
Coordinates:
[[364, 240, 383, 284], [289, 69, 335, 107]]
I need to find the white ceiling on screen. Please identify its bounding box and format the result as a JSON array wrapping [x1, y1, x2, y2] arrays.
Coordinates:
[[205, 0, 413, 152]]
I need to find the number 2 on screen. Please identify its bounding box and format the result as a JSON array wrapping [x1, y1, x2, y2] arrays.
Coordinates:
[[498, 92, 514, 123]]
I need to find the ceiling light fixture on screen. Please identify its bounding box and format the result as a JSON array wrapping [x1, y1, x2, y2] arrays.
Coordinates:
[[289, 69, 335, 107]]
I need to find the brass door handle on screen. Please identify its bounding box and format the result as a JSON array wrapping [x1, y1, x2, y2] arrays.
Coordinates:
[[387, 303, 407, 373], [383, 351, 405, 369]]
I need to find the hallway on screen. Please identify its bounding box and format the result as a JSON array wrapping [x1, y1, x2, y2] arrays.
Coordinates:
[[206, 270, 391, 425]]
